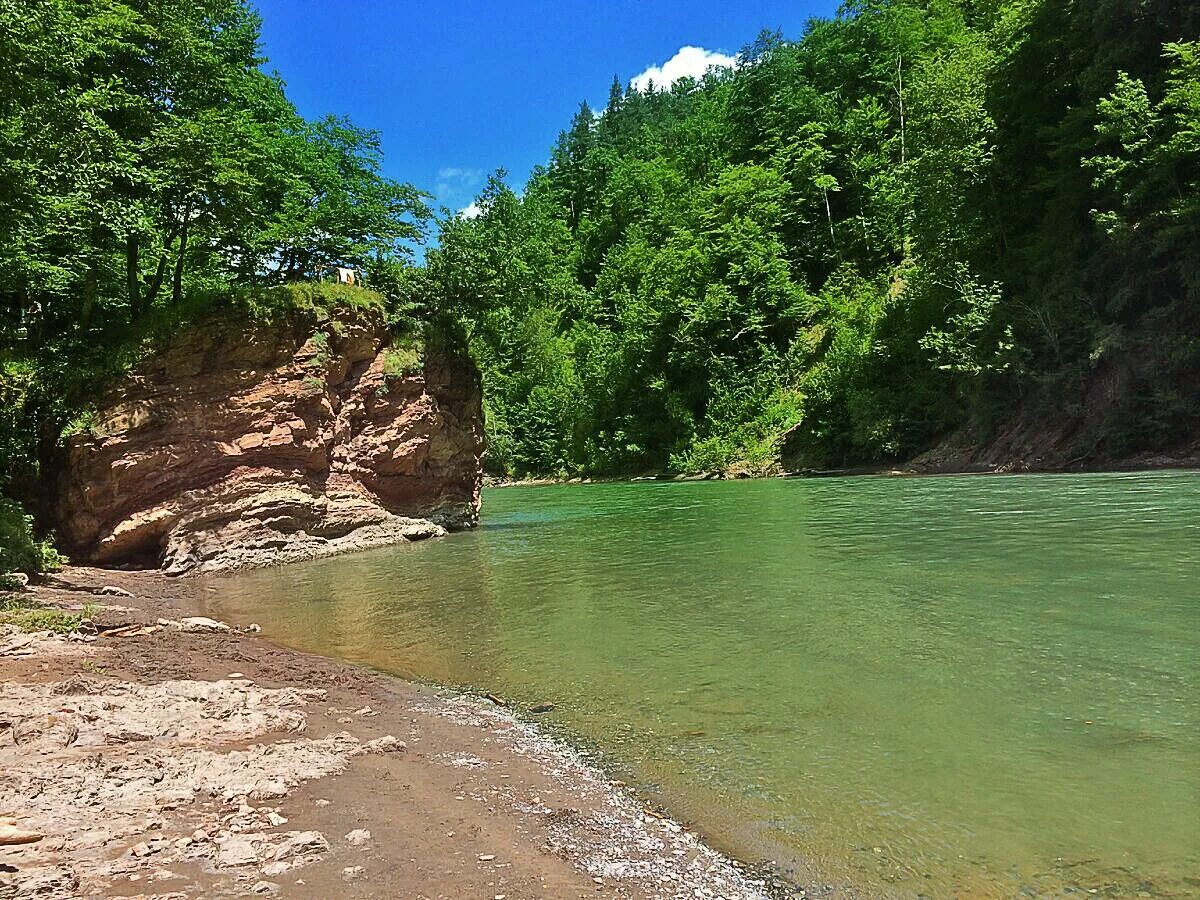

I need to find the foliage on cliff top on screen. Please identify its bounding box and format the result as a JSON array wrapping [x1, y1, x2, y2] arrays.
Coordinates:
[[191, 282, 389, 325], [424, 1, 1200, 477]]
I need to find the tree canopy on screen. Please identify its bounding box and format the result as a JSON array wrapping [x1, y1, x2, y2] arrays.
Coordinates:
[[3, 0, 1197, 503], [0, 0, 429, 493], [421, 0, 1199, 476]]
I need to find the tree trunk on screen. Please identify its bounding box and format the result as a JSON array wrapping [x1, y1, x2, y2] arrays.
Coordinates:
[[145, 251, 169, 307], [144, 227, 178, 308], [171, 213, 190, 305], [127, 233, 141, 319], [80, 266, 98, 329]]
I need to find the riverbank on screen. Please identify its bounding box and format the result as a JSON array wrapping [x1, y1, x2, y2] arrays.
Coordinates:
[[0, 567, 789, 899], [485, 443, 1200, 489]]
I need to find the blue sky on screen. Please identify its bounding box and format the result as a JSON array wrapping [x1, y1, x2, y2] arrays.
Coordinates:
[[254, 0, 839, 217]]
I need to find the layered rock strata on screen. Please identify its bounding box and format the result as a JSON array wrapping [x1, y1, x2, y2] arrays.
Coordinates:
[[56, 306, 483, 574]]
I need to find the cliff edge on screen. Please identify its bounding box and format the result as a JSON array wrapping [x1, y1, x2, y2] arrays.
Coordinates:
[[55, 302, 483, 574]]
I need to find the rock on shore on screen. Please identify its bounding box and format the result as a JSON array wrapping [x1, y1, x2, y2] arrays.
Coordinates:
[[54, 305, 484, 574]]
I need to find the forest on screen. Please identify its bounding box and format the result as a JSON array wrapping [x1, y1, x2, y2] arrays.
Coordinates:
[[418, 0, 1200, 477], [1, 0, 1198, 567]]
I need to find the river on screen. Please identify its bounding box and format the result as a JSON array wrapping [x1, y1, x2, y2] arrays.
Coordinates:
[[204, 472, 1200, 897]]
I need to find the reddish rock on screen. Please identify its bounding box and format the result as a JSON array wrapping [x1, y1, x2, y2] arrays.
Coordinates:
[[55, 306, 483, 574]]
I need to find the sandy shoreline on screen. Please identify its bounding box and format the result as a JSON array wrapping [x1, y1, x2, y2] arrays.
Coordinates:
[[0, 567, 798, 899]]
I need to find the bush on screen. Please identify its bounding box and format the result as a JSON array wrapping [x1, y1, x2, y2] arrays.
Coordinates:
[[669, 375, 803, 476], [0, 355, 41, 486], [382, 342, 424, 380], [0, 596, 83, 634], [0, 498, 62, 575]]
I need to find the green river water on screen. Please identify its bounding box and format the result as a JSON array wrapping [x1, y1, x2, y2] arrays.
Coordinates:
[[204, 472, 1200, 897]]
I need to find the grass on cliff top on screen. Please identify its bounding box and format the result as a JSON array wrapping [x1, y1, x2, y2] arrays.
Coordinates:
[[235, 282, 387, 320], [186, 281, 387, 326]]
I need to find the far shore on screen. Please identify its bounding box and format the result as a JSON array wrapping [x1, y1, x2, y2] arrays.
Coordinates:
[[0, 567, 801, 900], [485, 450, 1200, 489]]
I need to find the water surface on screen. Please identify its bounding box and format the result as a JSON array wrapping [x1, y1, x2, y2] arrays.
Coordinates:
[[206, 473, 1200, 897]]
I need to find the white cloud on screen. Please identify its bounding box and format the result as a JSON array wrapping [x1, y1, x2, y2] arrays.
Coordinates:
[[435, 167, 485, 209], [459, 201, 483, 220], [630, 46, 736, 93], [436, 166, 484, 186]]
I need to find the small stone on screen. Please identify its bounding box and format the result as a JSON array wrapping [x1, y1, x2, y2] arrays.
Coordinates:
[[98, 585, 133, 597], [363, 735, 405, 753], [129, 842, 153, 858], [179, 616, 230, 633], [191, 829, 209, 843], [478, 854, 496, 862], [215, 835, 259, 868], [313, 799, 331, 807], [342, 866, 365, 881], [227, 672, 246, 679], [273, 831, 329, 861], [344, 829, 371, 847], [245, 623, 262, 633], [251, 881, 280, 895], [260, 861, 291, 877], [249, 780, 287, 801], [0, 824, 44, 846], [266, 812, 288, 827]]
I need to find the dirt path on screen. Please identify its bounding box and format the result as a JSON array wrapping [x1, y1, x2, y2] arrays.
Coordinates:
[[0, 569, 783, 900]]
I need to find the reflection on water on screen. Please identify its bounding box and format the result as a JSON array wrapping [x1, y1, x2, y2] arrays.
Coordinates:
[[204, 472, 1200, 897]]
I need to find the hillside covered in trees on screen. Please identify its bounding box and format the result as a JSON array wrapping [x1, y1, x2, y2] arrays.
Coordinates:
[[1, 0, 1198, 568], [420, 0, 1200, 477]]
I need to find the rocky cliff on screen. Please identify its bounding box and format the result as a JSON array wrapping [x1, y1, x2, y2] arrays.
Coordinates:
[[55, 305, 483, 574]]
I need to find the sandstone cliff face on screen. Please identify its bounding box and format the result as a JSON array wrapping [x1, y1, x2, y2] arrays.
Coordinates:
[[56, 307, 483, 574]]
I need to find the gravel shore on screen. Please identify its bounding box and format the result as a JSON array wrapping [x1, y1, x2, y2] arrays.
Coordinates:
[[0, 568, 784, 899]]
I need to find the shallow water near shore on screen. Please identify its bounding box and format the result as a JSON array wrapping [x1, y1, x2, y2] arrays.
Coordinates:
[[205, 472, 1200, 897]]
